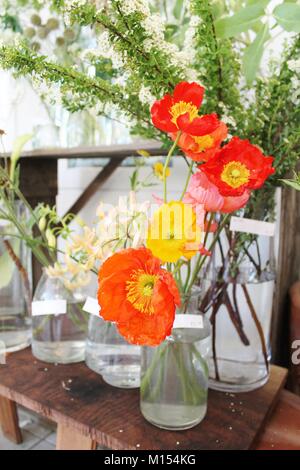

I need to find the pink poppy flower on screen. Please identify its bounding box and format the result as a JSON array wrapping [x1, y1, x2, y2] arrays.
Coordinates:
[[183, 171, 250, 214]]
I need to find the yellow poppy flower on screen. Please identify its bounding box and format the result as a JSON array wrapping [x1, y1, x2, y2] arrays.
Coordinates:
[[146, 201, 201, 263], [153, 162, 170, 181]]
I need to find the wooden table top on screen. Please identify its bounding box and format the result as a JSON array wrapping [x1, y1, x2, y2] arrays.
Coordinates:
[[0, 348, 288, 450]]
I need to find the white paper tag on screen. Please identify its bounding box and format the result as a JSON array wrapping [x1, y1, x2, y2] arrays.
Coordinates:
[[32, 300, 67, 316], [173, 314, 203, 329], [83, 297, 101, 317], [230, 216, 275, 237]]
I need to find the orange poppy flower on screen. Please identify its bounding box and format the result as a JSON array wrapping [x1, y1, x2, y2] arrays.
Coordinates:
[[97, 247, 180, 346], [151, 81, 219, 136], [170, 120, 228, 162]]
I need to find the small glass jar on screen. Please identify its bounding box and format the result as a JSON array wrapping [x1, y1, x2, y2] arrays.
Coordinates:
[[140, 289, 211, 430], [85, 315, 141, 388], [0, 202, 32, 352], [32, 270, 89, 364]]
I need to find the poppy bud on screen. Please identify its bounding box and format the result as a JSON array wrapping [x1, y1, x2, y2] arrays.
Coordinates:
[[38, 216, 47, 232]]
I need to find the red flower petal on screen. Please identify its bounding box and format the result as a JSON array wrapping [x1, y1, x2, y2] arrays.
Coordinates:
[[201, 137, 275, 197], [185, 113, 219, 136], [173, 81, 205, 108], [151, 94, 177, 133]]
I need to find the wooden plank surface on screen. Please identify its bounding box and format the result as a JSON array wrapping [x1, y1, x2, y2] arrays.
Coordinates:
[[0, 141, 165, 160], [272, 186, 300, 365], [56, 423, 97, 450], [0, 396, 22, 444], [254, 390, 300, 450], [289, 282, 300, 394], [0, 348, 287, 450]]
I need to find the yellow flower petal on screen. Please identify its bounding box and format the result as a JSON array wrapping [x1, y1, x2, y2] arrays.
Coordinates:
[[146, 201, 201, 263]]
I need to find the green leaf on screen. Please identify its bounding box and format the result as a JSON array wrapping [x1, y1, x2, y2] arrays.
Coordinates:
[[280, 179, 300, 191], [243, 23, 270, 85], [0, 239, 20, 289], [273, 3, 300, 32], [251, 19, 265, 33], [173, 0, 184, 20], [9, 133, 33, 185], [215, 4, 267, 38], [247, 0, 270, 6]]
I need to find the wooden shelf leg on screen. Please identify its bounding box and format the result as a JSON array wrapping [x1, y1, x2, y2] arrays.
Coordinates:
[[0, 396, 23, 444], [56, 423, 97, 450]]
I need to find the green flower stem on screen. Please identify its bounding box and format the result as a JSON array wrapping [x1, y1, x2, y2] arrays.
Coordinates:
[[188, 350, 207, 404], [163, 132, 181, 203], [32, 315, 52, 337], [183, 260, 191, 292], [172, 344, 190, 404], [140, 343, 169, 396], [147, 346, 169, 403], [179, 161, 194, 201], [186, 213, 230, 294], [0, 198, 49, 267], [191, 344, 209, 379]]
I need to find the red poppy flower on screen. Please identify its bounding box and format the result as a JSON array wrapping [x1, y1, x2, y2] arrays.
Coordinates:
[[201, 137, 275, 197], [170, 120, 228, 162], [151, 81, 219, 136], [98, 247, 180, 346]]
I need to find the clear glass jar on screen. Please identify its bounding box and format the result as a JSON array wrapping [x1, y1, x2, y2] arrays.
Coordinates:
[[85, 315, 141, 388], [32, 270, 89, 363], [0, 202, 32, 352], [140, 289, 211, 430], [201, 232, 276, 392]]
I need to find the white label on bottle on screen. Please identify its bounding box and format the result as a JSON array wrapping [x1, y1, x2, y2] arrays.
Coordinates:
[[31, 300, 67, 316], [230, 216, 275, 237], [83, 297, 101, 317], [173, 314, 203, 329]]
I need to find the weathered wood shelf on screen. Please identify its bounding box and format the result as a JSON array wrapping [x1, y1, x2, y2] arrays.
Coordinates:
[[0, 141, 165, 160], [0, 348, 289, 450]]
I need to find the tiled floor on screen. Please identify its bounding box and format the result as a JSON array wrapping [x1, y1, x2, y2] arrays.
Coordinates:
[[0, 406, 56, 450], [0, 406, 105, 450]]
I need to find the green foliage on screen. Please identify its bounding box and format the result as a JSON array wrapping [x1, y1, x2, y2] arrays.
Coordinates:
[[1, 13, 22, 32], [214, 3, 266, 38], [68, 1, 185, 96], [0, 0, 299, 221], [9, 133, 33, 188], [242, 23, 270, 85], [281, 172, 300, 191], [190, 0, 246, 127], [0, 44, 162, 141], [273, 2, 300, 33]]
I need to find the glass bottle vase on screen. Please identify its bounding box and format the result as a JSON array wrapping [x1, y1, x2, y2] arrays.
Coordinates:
[[32, 270, 89, 364], [85, 315, 141, 388], [0, 202, 32, 353], [200, 231, 276, 392], [140, 289, 211, 430]]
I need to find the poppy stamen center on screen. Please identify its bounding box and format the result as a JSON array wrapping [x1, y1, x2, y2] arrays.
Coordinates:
[[126, 270, 158, 314], [221, 161, 250, 188], [170, 101, 198, 126], [194, 134, 214, 151]]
